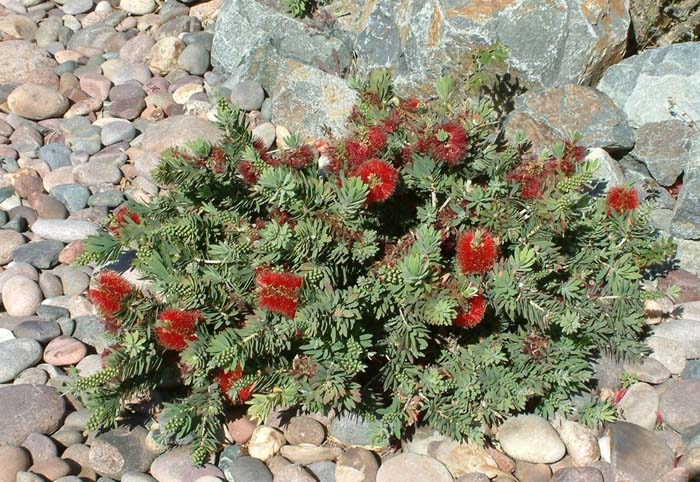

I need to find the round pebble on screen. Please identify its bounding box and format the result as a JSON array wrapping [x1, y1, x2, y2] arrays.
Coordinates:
[[7, 84, 69, 120], [229, 80, 265, 111], [284, 416, 326, 446], [2, 275, 42, 317], [497, 415, 566, 464], [44, 336, 87, 366], [120, 0, 156, 15], [376, 453, 452, 482]]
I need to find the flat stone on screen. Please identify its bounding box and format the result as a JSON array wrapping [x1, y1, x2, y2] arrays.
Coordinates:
[[139, 115, 220, 154], [653, 319, 700, 358], [30, 194, 68, 220], [279, 445, 342, 465], [497, 415, 566, 464], [307, 461, 335, 482], [284, 416, 326, 446], [122, 472, 157, 482], [12, 240, 64, 269], [551, 467, 604, 482], [88, 190, 124, 208], [248, 426, 285, 463], [598, 42, 700, 128], [177, 43, 210, 76], [376, 453, 452, 482], [336, 447, 378, 482], [682, 360, 700, 380], [148, 37, 185, 76], [0, 41, 58, 88], [0, 384, 66, 445], [0, 14, 37, 41], [13, 319, 61, 343], [506, 85, 634, 153], [432, 440, 498, 479], [43, 335, 87, 366], [658, 270, 700, 304], [101, 121, 136, 146], [74, 162, 123, 185], [0, 230, 26, 265], [62, 0, 93, 15], [14, 176, 44, 200], [120, 0, 156, 15], [102, 59, 152, 86], [38, 144, 72, 171], [228, 80, 264, 112], [119, 35, 155, 64], [623, 358, 671, 385], [2, 276, 42, 317], [610, 421, 674, 482], [647, 336, 687, 374], [30, 219, 99, 243], [219, 455, 272, 482], [671, 163, 700, 240], [7, 84, 69, 121], [89, 426, 156, 479], [631, 120, 698, 186], [514, 461, 551, 482], [51, 184, 91, 213], [617, 382, 659, 430], [79, 72, 112, 101], [557, 420, 600, 467], [268, 62, 356, 139], [659, 380, 700, 432], [271, 465, 315, 482], [0, 337, 43, 382], [330, 413, 386, 448], [21, 432, 58, 463], [150, 446, 203, 482]]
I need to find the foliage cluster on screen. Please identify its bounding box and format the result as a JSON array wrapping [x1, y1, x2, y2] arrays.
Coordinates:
[[282, 0, 332, 18], [74, 69, 674, 463]]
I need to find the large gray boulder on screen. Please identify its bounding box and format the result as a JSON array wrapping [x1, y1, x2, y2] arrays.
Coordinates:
[[598, 42, 700, 128], [214, 0, 629, 92], [212, 0, 630, 136], [345, 0, 630, 92], [212, 0, 353, 87], [505, 85, 634, 153]]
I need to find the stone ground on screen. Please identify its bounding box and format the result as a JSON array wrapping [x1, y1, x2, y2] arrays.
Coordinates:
[[0, 0, 700, 481]]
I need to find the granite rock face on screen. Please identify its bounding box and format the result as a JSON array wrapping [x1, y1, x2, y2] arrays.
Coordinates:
[[505, 85, 634, 153], [213, 0, 631, 135], [598, 42, 700, 128]]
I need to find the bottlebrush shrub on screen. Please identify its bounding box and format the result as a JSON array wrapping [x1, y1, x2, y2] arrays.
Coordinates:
[[73, 71, 675, 463]]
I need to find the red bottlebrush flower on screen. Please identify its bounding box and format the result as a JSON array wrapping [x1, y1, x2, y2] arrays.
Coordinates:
[[606, 186, 640, 215], [367, 126, 387, 155], [209, 146, 227, 174], [565, 142, 587, 163], [382, 111, 401, 133], [214, 365, 253, 403], [355, 158, 399, 204], [109, 206, 140, 234], [281, 144, 315, 169], [155, 309, 203, 351], [159, 309, 202, 333], [238, 160, 258, 184], [344, 138, 370, 166], [253, 138, 276, 167], [456, 229, 498, 275], [402, 97, 421, 112], [256, 270, 303, 319], [453, 294, 486, 329], [88, 270, 132, 318], [155, 328, 196, 351], [270, 209, 296, 228], [429, 121, 469, 165]]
